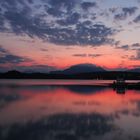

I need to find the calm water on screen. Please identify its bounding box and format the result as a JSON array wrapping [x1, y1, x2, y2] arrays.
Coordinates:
[[0, 80, 140, 140]]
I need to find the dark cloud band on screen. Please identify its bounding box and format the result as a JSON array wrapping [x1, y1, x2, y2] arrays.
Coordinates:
[[0, 46, 32, 64], [0, 0, 116, 46]]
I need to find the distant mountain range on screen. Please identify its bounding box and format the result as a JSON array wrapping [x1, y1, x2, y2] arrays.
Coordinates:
[[128, 68, 140, 72], [51, 63, 106, 74], [0, 65, 57, 73], [0, 63, 140, 74], [0, 64, 140, 79], [51, 63, 140, 74]]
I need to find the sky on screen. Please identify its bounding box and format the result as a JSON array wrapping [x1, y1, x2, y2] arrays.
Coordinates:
[[0, 0, 140, 72]]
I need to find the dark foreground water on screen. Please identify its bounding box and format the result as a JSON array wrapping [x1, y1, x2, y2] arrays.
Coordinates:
[[0, 80, 140, 140]]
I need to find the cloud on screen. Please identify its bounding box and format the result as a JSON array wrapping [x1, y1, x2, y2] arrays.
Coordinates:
[[48, 0, 77, 11], [137, 0, 140, 3], [73, 54, 87, 57], [73, 53, 102, 58], [0, 64, 57, 72], [56, 12, 81, 25], [81, 2, 97, 10], [45, 0, 78, 17], [114, 13, 126, 21], [0, 0, 117, 46], [131, 64, 140, 68], [134, 15, 140, 23], [88, 54, 102, 57], [116, 43, 140, 50], [131, 43, 140, 50], [27, 0, 34, 4], [109, 7, 118, 13], [0, 55, 31, 64], [0, 46, 32, 64], [0, 13, 5, 31], [130, 49, 140, 60], [40, 48, 48, 52], [116, 45, 129, 50], [122, 7, 138, 16], [132, 43, 140, 47], [46, 7, 64, 17], [114, 7, 138, 20], [50, 23, 116, 46], [0, 46, 7, 53], [14, 65, 57, 73], [120, 45, 129, 50]]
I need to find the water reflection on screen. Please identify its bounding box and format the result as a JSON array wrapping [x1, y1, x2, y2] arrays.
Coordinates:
[[114, 87, 126, 94], [60, 85, 106, 94], [0, 113, 115, 140], [0, 81, 140, 140]]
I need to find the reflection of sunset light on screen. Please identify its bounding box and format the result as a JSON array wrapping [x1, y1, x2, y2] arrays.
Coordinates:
[[0, 86, 140, 126]]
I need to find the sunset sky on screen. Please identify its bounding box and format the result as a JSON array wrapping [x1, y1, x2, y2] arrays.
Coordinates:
[[0, 0, 140, 72]]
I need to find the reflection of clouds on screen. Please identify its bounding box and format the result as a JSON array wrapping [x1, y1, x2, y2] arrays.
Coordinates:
[[0, 85, 57, 110], [0, 89, 22, 109], [0, 113, 139, 140], [73, 101, 101, 106], [0, 113, 115, 140], [110, 99, 140, 118], [129, 99, 140, 116], [113, 99, 140, 117]]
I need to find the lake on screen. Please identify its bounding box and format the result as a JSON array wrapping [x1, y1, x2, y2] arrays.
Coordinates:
[[0, 80, 140, 140]]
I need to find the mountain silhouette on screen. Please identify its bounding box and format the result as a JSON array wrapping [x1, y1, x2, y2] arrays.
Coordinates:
[[63, 63, 105, 74], [128, 68, 140, 72], [52, 63, 105, 74]]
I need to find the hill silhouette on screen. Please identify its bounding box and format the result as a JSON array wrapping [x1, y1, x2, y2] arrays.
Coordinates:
[[0, 70, 140, 80], [0, 63, 140, 80], [51, 63, 105, 74], [63, 63, 105, 74], [129, 68, 140, 72]]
